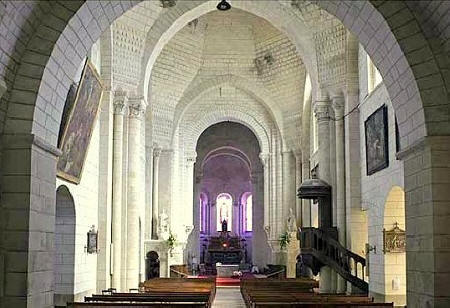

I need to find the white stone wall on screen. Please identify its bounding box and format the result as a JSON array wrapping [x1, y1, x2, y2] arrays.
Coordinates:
[[55, 117, 100, 300], [358, 46, 405, 304]]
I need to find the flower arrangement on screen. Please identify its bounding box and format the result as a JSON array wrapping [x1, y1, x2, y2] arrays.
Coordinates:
[[167, 232, 176, 256], [279, 231, 291, 250]]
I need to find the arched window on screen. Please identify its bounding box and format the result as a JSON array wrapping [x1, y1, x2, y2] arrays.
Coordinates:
[[367, 54, 382, 93], [242, 193, 252, 232], [216, 193, 232, 232], [199, 193, 208, 233]]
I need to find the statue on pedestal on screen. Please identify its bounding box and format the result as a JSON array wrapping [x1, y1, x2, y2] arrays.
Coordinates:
[[221, 219, 228, 232]]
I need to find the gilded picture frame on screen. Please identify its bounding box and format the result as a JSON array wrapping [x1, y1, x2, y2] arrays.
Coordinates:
[[57, 60, 103, 184]]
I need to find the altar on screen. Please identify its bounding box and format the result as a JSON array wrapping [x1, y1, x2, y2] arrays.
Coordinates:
[[202, 232, 246, 266], [216, 264, 240, 277]]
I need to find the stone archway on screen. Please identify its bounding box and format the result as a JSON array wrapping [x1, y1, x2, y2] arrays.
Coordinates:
[[0, 1, 448, 307]]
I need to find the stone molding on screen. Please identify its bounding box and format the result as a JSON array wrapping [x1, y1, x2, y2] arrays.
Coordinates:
[[2, 133, 62, 157]]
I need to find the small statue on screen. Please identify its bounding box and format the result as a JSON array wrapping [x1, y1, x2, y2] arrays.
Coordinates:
[[287, 208, 297, 232], [159, 210, 170, 240], [221, 219, 228, 232]]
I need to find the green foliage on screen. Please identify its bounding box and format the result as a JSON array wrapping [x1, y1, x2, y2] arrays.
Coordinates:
[[167, 232, 176, 250], [279, 231, 291, 250]]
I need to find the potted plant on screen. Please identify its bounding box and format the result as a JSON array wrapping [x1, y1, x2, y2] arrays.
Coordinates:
[[167, 232, 176, 257], [279, 231, 291, 250]]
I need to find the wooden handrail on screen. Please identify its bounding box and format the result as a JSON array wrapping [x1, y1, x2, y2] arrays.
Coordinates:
[[299, 227, 368, 293]]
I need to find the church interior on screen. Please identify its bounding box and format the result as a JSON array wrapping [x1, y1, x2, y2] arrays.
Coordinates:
[[0, 1, 449, 307]]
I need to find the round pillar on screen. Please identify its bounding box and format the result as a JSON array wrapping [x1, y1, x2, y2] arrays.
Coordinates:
[[111, 90, 127, 290], [126, 97, 147, 290]]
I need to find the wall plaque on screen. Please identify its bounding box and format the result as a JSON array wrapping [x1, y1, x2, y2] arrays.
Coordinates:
[[383, 222, 405, 253], [87, 225, 98, 254]]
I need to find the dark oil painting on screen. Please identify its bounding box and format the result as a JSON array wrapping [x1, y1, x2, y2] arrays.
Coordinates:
[[57, 60, 103, 184], [365, 105, 388, 175]]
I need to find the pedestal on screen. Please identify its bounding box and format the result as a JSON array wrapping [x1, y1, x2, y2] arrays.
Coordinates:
[[286, 231, 300, 278]]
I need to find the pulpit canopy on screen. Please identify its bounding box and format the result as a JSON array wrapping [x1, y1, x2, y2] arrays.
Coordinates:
[[297, 178, 331, 199]]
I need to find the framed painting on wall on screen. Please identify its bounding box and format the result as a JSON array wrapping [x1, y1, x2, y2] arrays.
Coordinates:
[[364, 105, 389, 175], [57, 60, 103, 184]]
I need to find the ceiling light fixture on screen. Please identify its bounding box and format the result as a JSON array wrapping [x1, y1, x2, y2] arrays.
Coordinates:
[[217, 0, 231, 11]]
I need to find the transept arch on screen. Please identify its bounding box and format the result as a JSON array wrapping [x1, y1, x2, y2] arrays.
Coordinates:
[[139, 1, 320, 100], [178, 108, 272, 156], [0, 0, 446, 150], [172, 74, 285, 147]]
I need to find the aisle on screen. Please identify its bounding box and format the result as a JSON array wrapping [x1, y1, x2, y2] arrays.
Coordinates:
[[212, 286, 246, 308]]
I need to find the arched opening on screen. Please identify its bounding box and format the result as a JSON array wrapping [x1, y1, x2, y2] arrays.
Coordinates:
[[145, 251, 160, 280], [241, 192, 253, 233], [192, 121, 266, 270], [216, 193, 233, 232], [382, 186, 406, 306], [54, 185, 76, 307]]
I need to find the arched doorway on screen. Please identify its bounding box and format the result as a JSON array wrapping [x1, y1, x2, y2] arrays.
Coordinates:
[[54, 185, 76, 307], [382, 186, 406, 306]]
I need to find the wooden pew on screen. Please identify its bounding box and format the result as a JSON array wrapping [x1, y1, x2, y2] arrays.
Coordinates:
[[240, 278, 393, 307], [68, 278, 216, 308]]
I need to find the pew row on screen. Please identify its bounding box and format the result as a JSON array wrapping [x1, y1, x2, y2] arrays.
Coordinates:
[[67, 278, 215, 308], [240, 279, 393, 307]]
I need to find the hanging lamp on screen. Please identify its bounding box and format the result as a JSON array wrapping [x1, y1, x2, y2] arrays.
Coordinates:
[[217, 0, 231, 11]]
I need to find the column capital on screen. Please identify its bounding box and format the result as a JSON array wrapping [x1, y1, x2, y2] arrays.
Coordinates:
[[153, 147, 162, 158], [259, 152, 270, 167], [313, 98, 331, 122], [128, 96, 147, 119], [331, 95, 345, 117], [113, 89, 128, 115], [186, 152, 197, 165]]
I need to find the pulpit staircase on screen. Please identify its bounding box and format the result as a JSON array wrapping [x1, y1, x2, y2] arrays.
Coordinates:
[[297, 176, 368, 293], [298, 227, 368, 293]]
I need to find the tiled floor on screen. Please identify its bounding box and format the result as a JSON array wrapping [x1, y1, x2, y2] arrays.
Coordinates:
[[212, 286, 246, 308]]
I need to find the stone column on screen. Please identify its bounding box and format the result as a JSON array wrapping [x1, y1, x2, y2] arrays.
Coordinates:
[[259, 153, 270, 233], [151, 147, 162, 239], [282, 151, 296, 228], [185, 153, 197, 232], [112, 90, 127, 290], [314, 97, 331, 184], [314, 96, 334, 293], [301, 152, 311, 227], [332, 95, 346, 293], [294, 151, 302, 227], [126, 97, 147, 290]]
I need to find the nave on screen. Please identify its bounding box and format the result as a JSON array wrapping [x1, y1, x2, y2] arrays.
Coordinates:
[[0, 1, 449, 308]]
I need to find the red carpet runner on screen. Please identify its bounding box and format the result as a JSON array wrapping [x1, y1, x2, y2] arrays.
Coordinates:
[[215, 277, 241, 287]]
